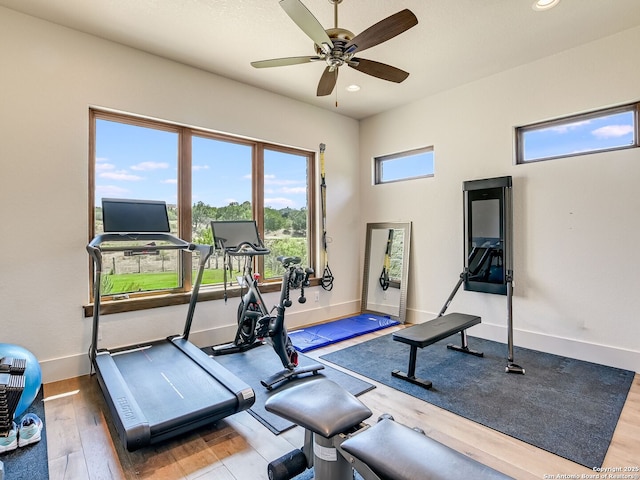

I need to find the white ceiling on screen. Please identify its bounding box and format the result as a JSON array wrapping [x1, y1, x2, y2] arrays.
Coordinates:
[[2, 0, 640, 119]]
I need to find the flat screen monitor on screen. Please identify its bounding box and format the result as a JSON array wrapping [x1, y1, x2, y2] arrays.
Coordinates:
[[210, 220, 263, 250], [101, 198, 170, 233]]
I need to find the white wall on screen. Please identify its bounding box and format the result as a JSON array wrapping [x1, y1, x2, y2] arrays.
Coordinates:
[[2, 6, 639, 382], [360, 26, 640, 371], [0, 7, 361, 383]]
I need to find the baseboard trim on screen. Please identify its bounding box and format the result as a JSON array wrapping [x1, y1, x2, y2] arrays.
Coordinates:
[[41, 300, 363, 383], [405, 308, 639, 372]]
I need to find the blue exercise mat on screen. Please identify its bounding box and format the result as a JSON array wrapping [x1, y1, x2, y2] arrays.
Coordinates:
[[290, 314, 399, 352]]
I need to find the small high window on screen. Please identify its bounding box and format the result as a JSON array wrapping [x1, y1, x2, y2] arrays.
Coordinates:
[[516, 103, 639, 164], [374, 147, 434, 184]]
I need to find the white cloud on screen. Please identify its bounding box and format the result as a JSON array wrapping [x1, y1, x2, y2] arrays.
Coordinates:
[[131, 161, 169, 171], [99, 171, 143, 181], [547, 120, 591, 134], [96, 185, 130, 197], [281, 186, 307, 194], [162, 178, 177, 184], [95, 162, 115, 172], [591, 124, 634, 139], [265, 176, 302, 186], [192, 165, 210, 171], [265, 197, 295, 208]]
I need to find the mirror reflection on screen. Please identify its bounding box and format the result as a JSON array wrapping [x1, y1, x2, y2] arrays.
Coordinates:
[[465, 182, 510, 295], [361, 222, 411, 323]]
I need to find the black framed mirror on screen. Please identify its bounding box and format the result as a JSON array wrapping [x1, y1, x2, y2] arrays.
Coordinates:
[[463, 176, 513, 295]]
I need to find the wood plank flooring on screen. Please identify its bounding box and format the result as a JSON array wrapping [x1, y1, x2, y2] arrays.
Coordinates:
[[43, 328, 640, 479]]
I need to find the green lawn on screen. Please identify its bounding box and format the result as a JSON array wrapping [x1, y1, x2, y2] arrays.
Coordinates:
[[103, 269, 227, 294]]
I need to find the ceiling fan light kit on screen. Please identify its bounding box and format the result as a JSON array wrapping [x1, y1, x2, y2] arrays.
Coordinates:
[[251, 0, 418, 97]]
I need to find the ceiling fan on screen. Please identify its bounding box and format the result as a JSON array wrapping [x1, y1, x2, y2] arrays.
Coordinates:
[[251, 0, 418, 97]]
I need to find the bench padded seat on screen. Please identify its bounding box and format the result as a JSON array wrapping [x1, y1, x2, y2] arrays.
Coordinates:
[[391, 313, 482, 389], [341, 418, 513, 480], [392, 313, 480, 347]]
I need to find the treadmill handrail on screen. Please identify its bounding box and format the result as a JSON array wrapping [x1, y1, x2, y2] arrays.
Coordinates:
[[87, 232, 213, 366], [88, 232, 190, 251]]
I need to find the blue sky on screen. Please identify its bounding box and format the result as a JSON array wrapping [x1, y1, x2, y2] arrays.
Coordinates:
[[523, 110, 635, 161], [381, 150, 434, 182], [95, 109, 635, 205], [95, 119, 308, 209]]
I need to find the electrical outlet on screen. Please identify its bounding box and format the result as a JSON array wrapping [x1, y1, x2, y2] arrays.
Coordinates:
[[314, 291, 320, 302]]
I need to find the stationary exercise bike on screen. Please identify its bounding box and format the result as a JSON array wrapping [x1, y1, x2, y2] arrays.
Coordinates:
[[210, 220, 324, 390]]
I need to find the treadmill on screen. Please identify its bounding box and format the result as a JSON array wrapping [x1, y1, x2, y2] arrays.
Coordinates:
[[87, 198, 255, 451]]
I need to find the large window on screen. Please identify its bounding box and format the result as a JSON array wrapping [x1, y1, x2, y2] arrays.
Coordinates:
[[516, 103, 639, 163], [374, 146, 434, 184], [89, 109, 316, 313]]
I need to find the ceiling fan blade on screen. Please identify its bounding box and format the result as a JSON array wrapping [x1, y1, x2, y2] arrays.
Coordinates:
[[251, 56, 320, 68], [349, 58, 409, 83], [279, 0, 334, 54], [317, 66, 338, 96], [345, 9, 418, 54]]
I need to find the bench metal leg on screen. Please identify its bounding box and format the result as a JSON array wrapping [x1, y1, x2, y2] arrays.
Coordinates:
[[392, 329, 483, 390], [391, 345, 433, 389], [446, 330, 484, 357]]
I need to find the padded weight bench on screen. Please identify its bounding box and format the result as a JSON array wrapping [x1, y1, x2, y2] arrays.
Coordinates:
[[265, 378, 512, 480], [392, 313, 483, 389], [341, 417, 512, 480]]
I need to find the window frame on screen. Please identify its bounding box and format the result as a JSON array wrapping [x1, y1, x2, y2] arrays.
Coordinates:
[[515, 102, 640, 164], [86, 109, 317, 316], [374, 146, 435, 185]]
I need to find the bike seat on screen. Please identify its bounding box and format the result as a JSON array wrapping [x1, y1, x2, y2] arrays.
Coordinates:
[[277, 256, 301, 266], [265, 378, 372, 438]]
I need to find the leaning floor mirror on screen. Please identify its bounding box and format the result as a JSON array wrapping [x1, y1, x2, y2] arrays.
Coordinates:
[[361, 222, 412, 323]]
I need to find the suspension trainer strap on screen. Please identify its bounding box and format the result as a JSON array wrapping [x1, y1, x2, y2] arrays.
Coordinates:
[[320, 143, 334, 291]]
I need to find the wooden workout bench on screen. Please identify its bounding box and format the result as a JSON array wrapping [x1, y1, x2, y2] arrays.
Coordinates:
[[392, 313, 483, 389]]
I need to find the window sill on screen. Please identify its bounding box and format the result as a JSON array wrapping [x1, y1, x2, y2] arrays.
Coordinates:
[[83, 277, 321, 317]]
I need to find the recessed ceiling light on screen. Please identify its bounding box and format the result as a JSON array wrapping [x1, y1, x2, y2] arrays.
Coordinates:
[[346, 84, 361, 92], [532, 0, 560, 11]]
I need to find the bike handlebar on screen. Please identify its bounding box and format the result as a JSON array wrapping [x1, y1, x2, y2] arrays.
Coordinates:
[[225, 241, 270, 256]]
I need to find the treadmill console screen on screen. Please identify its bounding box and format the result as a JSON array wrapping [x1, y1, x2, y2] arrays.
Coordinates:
[[102, 198, 170, 233]]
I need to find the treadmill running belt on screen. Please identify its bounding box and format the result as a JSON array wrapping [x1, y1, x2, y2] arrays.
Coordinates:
[[112, 343, 237, 429]]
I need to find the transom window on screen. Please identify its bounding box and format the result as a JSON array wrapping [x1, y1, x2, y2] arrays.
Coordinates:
[[516, 103, 639, 163], [374, 146, 434, 184], [89, 109, 316, 311]]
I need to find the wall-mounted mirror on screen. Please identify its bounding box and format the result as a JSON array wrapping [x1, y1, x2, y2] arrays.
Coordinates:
[[361, 222, 412, 323]]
